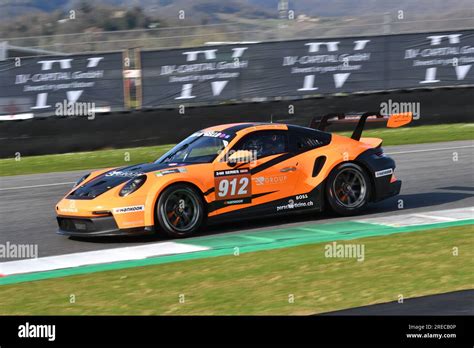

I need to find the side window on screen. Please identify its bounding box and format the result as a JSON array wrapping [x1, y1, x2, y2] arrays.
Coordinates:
[[292, 129, 330, 152], [187, 137, 226, 161], [233, 131, 288, 159]]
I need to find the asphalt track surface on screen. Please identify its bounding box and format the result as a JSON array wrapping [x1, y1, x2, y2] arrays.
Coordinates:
[[0, 140, 473, 259], [320, 289, 474, 315]]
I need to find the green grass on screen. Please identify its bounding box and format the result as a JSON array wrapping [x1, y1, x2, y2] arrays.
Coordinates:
[[0, 123, 472, 177], [0, 225, 472, 315], [0, 144, 174, 177]]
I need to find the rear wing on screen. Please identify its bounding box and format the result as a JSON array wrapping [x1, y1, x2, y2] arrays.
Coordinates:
[[309, 111, 412, 141]]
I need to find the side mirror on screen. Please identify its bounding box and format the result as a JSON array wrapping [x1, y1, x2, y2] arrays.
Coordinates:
[[227, 150, 254, 166]]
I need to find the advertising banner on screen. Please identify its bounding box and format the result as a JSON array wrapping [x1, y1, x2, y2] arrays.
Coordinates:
[[141, 35, 386, 107], [0, 30, 472, 117], [141, 30, 473, 108], [387, 30, 474, 88], [0, 52, 124, 117]]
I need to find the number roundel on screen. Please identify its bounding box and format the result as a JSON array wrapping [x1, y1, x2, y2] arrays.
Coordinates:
[[218, 177, 249, 197], [214, 168, 252, 205]]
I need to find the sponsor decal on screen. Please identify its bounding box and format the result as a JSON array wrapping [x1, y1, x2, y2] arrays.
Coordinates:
[[113, 205, 145, 214], [193, 131, 231, 139], [375, 168, 394, 178], [295, 194, 308, 200], [214, 168, 250, 177], [276, 198, 314, 212], [253, 175, 287, 186], [214, 168, 251, 205], [155, 167, 187, 176], [59, 207, 78, 213], [105, 170, 144, 178], [223, 198, 248, 205]]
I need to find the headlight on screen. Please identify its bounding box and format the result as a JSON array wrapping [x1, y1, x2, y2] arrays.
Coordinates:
[[119, 175, 147, 197], [73, 173, 90, 188]]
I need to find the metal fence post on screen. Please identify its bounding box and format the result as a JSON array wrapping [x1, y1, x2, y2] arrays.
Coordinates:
[[383, 13, 392, 35], [0, 41, 7, 61]]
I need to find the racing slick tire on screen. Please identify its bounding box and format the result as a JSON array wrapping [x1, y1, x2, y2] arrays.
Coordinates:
[[156, 183, 205, 238], [326, 162, 371, 216]]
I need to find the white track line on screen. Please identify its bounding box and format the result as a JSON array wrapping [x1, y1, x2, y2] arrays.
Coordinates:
[[356, 207, 473, 227], [0, 242, 210, 276], [411, 213, 457, 222], [386, 144, 473, 155], [0, 182, 75, 191]]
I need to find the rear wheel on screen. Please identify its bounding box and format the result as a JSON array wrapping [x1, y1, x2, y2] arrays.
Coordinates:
[[156, 184, 205, 238], [326, 162, 371, 216]]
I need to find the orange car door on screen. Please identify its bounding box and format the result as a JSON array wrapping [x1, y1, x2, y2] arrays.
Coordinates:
[[218, 130, 300, 212], [249, 153, 300, 204]]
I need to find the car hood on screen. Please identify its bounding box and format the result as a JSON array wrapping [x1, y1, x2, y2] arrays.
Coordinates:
[[68, 162, 188, 199]]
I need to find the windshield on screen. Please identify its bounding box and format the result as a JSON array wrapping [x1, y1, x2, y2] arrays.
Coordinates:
[[155, 131, 232, 164]]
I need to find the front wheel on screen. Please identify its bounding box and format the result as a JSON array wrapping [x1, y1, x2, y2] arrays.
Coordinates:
[[326, 162, 371, 216], [156, 184, 205, 238]]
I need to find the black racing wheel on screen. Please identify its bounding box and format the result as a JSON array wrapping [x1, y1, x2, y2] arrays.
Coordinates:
[[326, 162, 371, 216], [156, 184, 205, 238]]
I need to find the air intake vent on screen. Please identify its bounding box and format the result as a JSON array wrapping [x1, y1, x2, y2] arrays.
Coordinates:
[[312, 156, 326, 177]]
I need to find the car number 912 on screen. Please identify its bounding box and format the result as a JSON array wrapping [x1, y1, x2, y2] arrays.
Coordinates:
[[218, 177, 249, 197], [214, 168, 252, 201]]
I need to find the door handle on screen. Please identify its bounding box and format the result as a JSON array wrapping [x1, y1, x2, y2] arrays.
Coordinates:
[[280, 166, 297, 172]]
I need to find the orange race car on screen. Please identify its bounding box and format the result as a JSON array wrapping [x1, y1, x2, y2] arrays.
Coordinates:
[[56, 111, 412, 238]]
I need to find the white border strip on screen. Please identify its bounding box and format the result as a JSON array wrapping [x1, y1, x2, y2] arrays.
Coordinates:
[[386, 144, 473, 155], [0, 242, 209, 276], [356, 207, 474, 227], [0, 182, 75, 191], [0, 113, 34, 121]]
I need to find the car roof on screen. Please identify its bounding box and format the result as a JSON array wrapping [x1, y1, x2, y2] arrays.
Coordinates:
[[202, 122, 327, 137], [202, 122, 287, 134]]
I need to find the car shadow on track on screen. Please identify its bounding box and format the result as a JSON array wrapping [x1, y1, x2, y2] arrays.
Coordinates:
[[68, 190, 473, 244], [373, 190, 473, 213]]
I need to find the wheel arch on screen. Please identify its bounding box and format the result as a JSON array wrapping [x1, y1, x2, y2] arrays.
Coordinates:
[[324, 159, 375, 203], [147, 180, 207, 227], [351, 159, 376, 202]]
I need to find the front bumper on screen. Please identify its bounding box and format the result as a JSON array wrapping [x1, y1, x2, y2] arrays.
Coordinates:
[[56, 216, 154, 237]]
